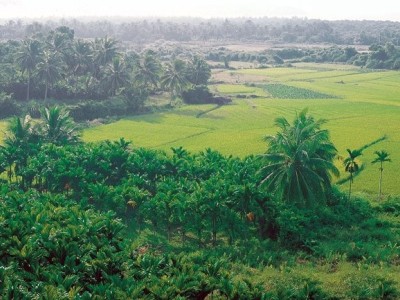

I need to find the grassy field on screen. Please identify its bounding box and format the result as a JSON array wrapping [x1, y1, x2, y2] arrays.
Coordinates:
[[83, 63, 400, 195]]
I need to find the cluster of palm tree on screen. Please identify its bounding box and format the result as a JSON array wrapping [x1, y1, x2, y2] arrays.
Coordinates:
[[2, 26, 211, 104], [343, 148, 392, 198], [0, 106, 79, 187], [1, 108, 397, 298], [261, 110, 392, 203], [0, 132, 273, 244], [1, 188, 269, 299]]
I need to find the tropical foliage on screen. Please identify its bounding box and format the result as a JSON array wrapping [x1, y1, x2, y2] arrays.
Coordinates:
[[0, 26, 212, 120], [260, 109, 339, 205], [0, 109, 399, 298], [344, 148, 363, 200], [372, 150, 392, 198]]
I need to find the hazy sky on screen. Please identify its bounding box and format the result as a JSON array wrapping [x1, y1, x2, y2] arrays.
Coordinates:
[[0, 0, 399, 21]]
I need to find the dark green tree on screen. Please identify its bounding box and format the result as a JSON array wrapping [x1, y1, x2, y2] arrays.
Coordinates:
[[344, 148, 362, 200], [133, 51, 161, 90], [186, 56, 211, 85], [372, 150, 391, 198], [260, 110, 339, 206], [161, 59, 189, 105], [36, 50, 63, 101], [102, 56, 130, 96], [71, 39, 93, 76], [93, 36, 118, 67], [1, 115, 39, 185], [39, 106, 80, 145], [15, 39, 42, 101]]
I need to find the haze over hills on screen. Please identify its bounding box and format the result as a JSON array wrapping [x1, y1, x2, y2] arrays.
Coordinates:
[[1, 17, 399, 47], [0, 0, 399, 21]]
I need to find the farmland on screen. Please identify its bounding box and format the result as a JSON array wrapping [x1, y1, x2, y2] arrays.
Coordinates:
[[82, 63, 400, 196], [2, 18, 400, 298]]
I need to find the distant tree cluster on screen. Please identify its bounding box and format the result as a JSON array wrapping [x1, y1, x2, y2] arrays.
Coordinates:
[[207, 43, 400, 70], [275, 43, 400, 69], [1, 18, 400, 45], [0, 26, 211, 120]]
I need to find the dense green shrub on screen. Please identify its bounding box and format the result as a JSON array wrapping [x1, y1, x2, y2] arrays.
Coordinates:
[[181, 85, 214, 104], [269, 274, 328, 300], [69, 98, 128, 121], [378, 196, 400, 215], [0, 189, 265, 298], [0, 93, 20, 119], [344, 272, 399, 299]]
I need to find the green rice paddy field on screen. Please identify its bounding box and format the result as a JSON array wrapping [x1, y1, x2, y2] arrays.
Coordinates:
[[83, 63, 400, 195]]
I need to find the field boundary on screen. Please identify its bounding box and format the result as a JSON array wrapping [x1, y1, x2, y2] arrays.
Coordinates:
[[196, 105, 222, 118]]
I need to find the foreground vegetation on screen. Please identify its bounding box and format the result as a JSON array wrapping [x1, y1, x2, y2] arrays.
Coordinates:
[[1, 109, 400, 298]]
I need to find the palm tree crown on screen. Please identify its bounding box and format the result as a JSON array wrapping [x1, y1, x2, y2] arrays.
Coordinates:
[[133, 51, 161, 90], [39, 106, 80, 145], [372, 150, 391, 166], [343, 148, 362, 200], [102, 56, 130, 96], [260, 109, 339, 205], [161, 59, 189, 102], [344, 149, 362, 180]]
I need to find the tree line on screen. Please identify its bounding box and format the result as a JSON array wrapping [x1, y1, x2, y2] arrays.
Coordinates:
[[1, 18, 400, 46], [0, 26, 212, 120], [207, 43, 400, 70]]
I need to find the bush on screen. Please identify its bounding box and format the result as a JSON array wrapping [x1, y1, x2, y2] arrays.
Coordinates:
[[123, 88, 148, 113], [0, 93, 20, 119], [379, 197, 400, 215], [345, 272, 399, 299], [69, 97, 128, 121], [181, 85, 214, 104], [269, 273, 328, 300]]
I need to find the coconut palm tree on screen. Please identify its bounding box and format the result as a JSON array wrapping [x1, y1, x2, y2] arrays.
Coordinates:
[[161, 59, 189, 105], [344, 148, 362, 200], [186, 55, 211, 85], [39, 106, 80, 145], [15, 39, 42, 101], [71, 39, 93, 76], [260, 110, 339, 206], [36, 50, 63, 101], [90, 37, 118, 81], [133, 51, 162, 90], [93, 37, 118, 66], [372, 150, 391, 198], [101, 56, 130, 96], [1, 115, 39, 184]]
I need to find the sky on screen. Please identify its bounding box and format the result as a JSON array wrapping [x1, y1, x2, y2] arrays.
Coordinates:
[[0, 0, 399, 21]]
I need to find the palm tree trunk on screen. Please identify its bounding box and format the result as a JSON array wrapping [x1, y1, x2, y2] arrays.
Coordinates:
[[348, 174, 353, 200], [44, 83, 48, 101], [8, 165, 12, 182], [26, 74, 31, 101], [379, 163, 383, 199]]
